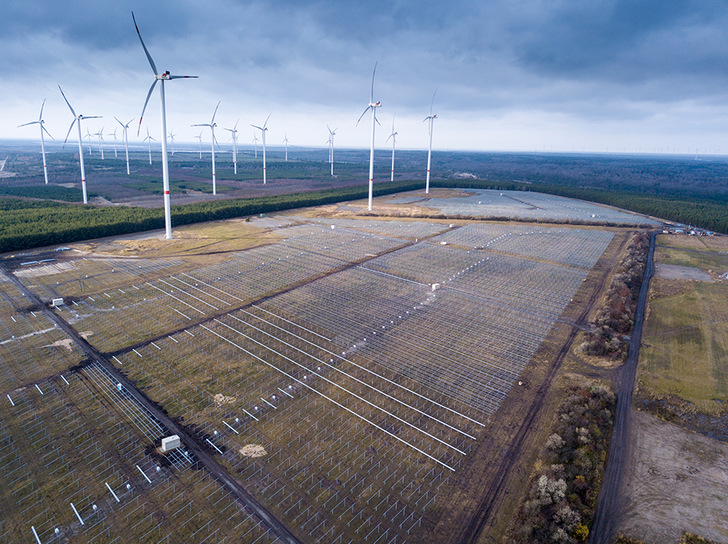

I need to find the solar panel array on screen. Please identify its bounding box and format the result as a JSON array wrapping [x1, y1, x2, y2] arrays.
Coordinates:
[[0, 210, 615, 543], [394, 188, 660, 225]]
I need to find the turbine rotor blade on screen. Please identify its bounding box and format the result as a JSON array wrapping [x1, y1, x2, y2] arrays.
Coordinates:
[[58, 85, 76, 117], [263, 113, 271, 129], [370, 61, 378, 103], [211, 101, 221, 124], [63, 118, 77, 147], [132, 11, 158, 75], [42, 124, 54, 140], [168, 75, 199, 79], [356, 106, 372, 126], [251, 124, 263, 131], [18, 121, 38, 128], [39, 98, 46, 122], [138, 80, 158, 136]]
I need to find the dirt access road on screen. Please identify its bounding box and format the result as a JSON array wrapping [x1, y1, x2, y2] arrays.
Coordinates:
[[590, 231, 656, 544]]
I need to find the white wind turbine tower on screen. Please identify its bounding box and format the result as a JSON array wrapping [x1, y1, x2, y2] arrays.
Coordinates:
[[424, 89, 437, 194], [111, 127, 118, 158], [18, 99, 53, 184], [133, 11, 197, 240], [59, 86, 101, 204], [386, 114, 397, 182], [326, 125, 337, 176], [192, 101, 221, 195], [252, 133, 259, 158], [95, 127, 105, 160], [115, 117, 134, 175], [143, 128, 155, 164], [225, 120, 239, 174], [357, 62, 381, 211], [251, 114, 270, 184], [195, 131, 203, 159], [283, 133, 289, 162], [168, 131, 176, 155]]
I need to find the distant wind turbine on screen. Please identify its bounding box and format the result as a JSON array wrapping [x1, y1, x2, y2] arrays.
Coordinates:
[[168, 131, 176, 155], [195, 131, 203, 159], [115, 116, 134, 175], [85, 128, 94, 156], [357, 62, 381, 211], [95, 127, 105, 160], [283, 133, 289, 162], [327, 125, 337, 176], [192, 101, 221, 195], [111, 127, 118, 158], [18, 99, 53, 184], [59, 85, 101, 204], [252, 133, 259, 158], [251, 114, 271, 184], [424, 89, 437, 194], [133, 10, 198, 240], [225, 120, 239, 174], [386, 115, 397, 182], [142, 128, 155, 165]]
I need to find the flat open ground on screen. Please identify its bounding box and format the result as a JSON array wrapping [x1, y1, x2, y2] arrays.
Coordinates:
[[0, 190, 633, 543], [639, 235, 728, 414], [616, 233, 728, 542], [617, 410, 728, 543]]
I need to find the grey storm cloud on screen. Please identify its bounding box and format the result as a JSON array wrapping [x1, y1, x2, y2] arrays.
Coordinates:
[[2, 0, 728, 150]]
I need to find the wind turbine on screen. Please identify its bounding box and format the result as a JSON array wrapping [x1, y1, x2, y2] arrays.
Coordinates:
[[195, 131, 203, 159], [168, 131, 176, 155], [225, 120, 240, 174], [192, 101, 221, 195], [18, 99, 53, 184], [115, 117, 134, 175], [85, 128, 94, 156], [386, 115, 398, 182], [357, 62, 381, 211], [95, 127, 105, 160], [252, 133, 259, 158], [59, 85, 101, 204], [133, 10, 198, 240], [111, 127, 118, 157], [251, 114, 270, 184], [142, 128, 155, 165], [282, 133, 289, 162], [326, 125, 337, 176], [424, 89, 437, 194]]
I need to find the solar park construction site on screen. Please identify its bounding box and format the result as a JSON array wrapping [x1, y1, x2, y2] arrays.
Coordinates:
[[0, 189, 658, 544]]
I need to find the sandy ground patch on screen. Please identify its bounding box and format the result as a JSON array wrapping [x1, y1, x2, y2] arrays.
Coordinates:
[[240, 444, 267, 458], [616, 410, 728, 543], [213, 393, 236, 406], [654, 263, 714, 282], [43, 330, 93, 351]]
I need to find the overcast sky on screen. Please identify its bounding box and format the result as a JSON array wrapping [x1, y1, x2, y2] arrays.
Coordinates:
[[3, 0, 728, 153]]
